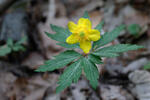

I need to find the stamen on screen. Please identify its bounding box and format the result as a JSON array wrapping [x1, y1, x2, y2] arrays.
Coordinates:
[[80, 32, 85, 37]]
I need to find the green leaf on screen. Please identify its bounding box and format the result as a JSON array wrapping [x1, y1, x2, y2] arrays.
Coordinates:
[[54, 50, 81, 59], [93, 25, 125, 49], [95, 20, 104, 31], [12, 44, 26, 51], [144, 62, 150, 70], [16, 36, 27, 45], [7, 38, 13, 47], [35, 50, 81, 72], [92, 44, 143, 58], [46, 24, 71, 42], [97, 44, 143, 53], [82, 57, 99, 89], [92, 51, 119, 58], [56, 58, 83, 93], [88, 54, 103, 64], [45, 32, 66, 42], [0, 45, 11, 56], [56, 42, 79, 49], [51, 24, 71, 36], [82, 11, 89, 19], [127, 24, 141, 35]]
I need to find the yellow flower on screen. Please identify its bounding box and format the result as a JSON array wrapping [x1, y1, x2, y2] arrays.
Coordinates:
[[66, 18, 101, 53]]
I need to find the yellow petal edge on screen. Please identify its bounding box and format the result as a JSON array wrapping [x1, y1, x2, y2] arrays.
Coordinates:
[[66, 18, 101, 54]]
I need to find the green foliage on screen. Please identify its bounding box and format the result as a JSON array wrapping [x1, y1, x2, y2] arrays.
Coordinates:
[[95, 20, 104, 31], [82, 57, 99, 89], [127, 24, 141, 35], [82, 11, 90, 19], [35, 50, 81, 72], [50, 24, 71, 37], [144, 62, 150, 70], [0, 45, 11, 56], [45, 25, 79, 49], [15, 36, 27, 45], [56, 58, 83, 93], [12, 44, 26, 51], [7, 38, 13, 47], [36, 11, 143, 93], [88, 54, 103, 64], [92, 51, 119, 57], [97, 44, 143, 53], [92, 44, 143, 57], [46, 24, 70, 42], [93, 25, 125, 49], [56, 43, 79, 49], [0, 37, 27, 57]]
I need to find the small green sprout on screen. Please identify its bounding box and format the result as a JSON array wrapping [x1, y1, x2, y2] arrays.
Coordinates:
[[0, 36, 27, 57], [144, 62, 150, 70], [35, 11, 143, 93], [127, 24, 141, 36]]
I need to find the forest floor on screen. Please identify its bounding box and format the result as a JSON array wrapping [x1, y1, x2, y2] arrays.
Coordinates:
[[0, 0, 150, 100]]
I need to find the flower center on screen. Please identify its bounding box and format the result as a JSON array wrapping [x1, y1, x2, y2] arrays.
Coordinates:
[[80, 32, 85, 37]]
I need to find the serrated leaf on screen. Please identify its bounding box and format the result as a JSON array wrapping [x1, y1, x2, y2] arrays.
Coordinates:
[[56, 58, 83, 93], [82, 11, 89, 19], [50, 24, 71, 37], [35, 50, 81, 72], [82, 57, 99, 89], [0, 45, 11, 56], [93, 25, 125, 49], [97, 44, 143, 53], [56, 42, 79, 49], [92, 50, 119, 57], [45, 32, 67, 42], [95, 20, 104, 31], [46, 24, 71, 42], [92, 44, 143, 58], [88, 54, 103, 64], [54, 50, 81, 59]]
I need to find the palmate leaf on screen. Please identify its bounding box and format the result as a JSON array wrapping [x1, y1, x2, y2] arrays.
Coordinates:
[[56, 58, 83, 93], [93, 25, 125, 49], [82, 57, 99, 89], [92, 44, 143, 57], [35, 50, 81, 72]]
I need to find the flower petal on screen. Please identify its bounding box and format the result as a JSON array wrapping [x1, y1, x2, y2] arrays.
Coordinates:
[[79, 40, 91, 53], [78, 18, 91, 28], [88, 29, 100, 41], [66, 34, 79, 44], [68, 21, 78, 33]]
